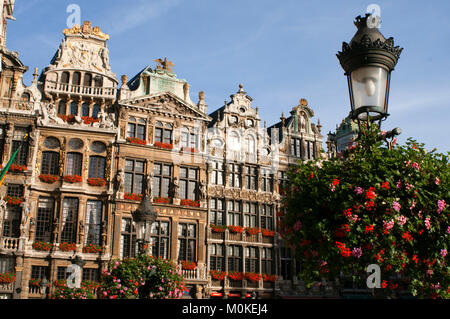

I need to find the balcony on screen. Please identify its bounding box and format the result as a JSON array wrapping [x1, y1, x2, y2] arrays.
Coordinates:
[[44, 80, 116, 99], [0, 237, 21, 251], [0, 282, 14, 295], [177, 263, 208, 282], [0, 97, 35, 111]]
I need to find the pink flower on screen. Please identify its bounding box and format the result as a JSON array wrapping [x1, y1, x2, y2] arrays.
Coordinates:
[[435, 177, 440, 185], [392, 201, 401, 212], [440, 249, 447, 258], [293, 221, 302, 231], [447, 226, 450, 234], [383, 220, 394, 231], [352, 247, 362, 258], [396, 215, 407, 226], [424, 217, 431, 230], [354, 186, 364, 195], [437, 200, 446, 214], [396, 180, 402, 189]]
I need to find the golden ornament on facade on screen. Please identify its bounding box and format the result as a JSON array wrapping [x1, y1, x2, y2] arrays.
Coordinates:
[[63, 21, 110, 40]]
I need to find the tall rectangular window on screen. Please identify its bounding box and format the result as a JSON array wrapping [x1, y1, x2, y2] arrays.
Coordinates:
[[244, 166, 257, 190], [57, 266, 69, 281], [0, 125, 6, 161], [179, 167, 198, 200], [260, 204, 273, 230], [2, 206, 21, 238], [30, 266, 49, 282], [277, 171, 289, 193], [209, 198, 224, 225], [35, 197, 54, 242], [280, 247, 293, 280], [11, 127, 29, 166], [177, 223, 196, 262], [60, 197, 79, 243], [261, 168, 273, 192], [65, 152, 83, 176], [88, 156, 106, 179], [121, 217, 136, 259], [209, 244, 224, 271], [261, 248, 274, 274], [127, 117, 146, 140], [150, 221, 170, 259], [245, 246, 259, 273], [210, 161, 224, 185], [228, 163, 240, 188], [227, 200, 241, 226], [85, 200, 102, 245], [290, 138, 302, 158], [243, 202, 257, 228], [124, 159, 145, 194], [227, 245, 242, 272], [154, 122, 172, 144], [152, 163, 172, 198], [41, 151, 60, 175]]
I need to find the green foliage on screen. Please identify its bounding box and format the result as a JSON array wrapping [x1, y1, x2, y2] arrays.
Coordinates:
[[100, 255, 186, 299], [279, 124, 449, 298]]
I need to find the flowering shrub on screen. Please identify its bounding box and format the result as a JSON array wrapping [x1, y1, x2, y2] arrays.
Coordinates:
[[279, 125, 449, 298], [228, 271, 243, 281], [263, 274, 277, 282], [153, 197, 171, 204], [124, 193, 142, 201], [245, 227, 261, 236], [126, 137, 147, 145], [180, 199, 200, 207], [100, 255, 186, 299], [154, 141, 173, 150], [180, 260, 196, 270], [0, 272, 15, 284], [32, 241, 53, 251], [87, 177, 107, 187], [59, 242, 77, 252], [30, 278, 41, 287], [210, 224, 227, 233], [245, 272, 262, 282], [6, 195, 23, 206], [64, 175, 82, 183], [51, 280, 95, 299], [227, 225, 244, 233], [39, 174, 59, 184], [83, 243, 103, 254], [210, 270, 227, 281], [10, 164, 27, 172]]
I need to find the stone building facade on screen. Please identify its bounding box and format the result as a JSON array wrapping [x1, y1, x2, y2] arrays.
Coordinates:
[[0, 7, 330, 299]]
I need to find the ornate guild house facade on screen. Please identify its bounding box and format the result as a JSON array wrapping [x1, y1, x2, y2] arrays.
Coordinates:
[[0, 3, 333, 299]]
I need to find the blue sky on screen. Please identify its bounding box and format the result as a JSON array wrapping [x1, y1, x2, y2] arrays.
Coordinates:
[[7, 0, 450, 152]]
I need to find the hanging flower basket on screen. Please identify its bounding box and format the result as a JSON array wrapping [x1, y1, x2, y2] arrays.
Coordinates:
[[64, 175, 82, 183], [126, 137, 147, 145], [154, 141, 173, 150], [261, 229, 275, 237], [245, 272, 262, 282], [39, 174, 59, 184], [227, 225, 244, 233], [180, 199, 200, 207], [59, 242, 77, 252], [263, 274, 277, 282], [180, 260, 197, 270], [153, 197, 171, 204], [32, 241, 54, 251], [87, 177, 106, 186], [211, 224, 227, 233], [227, 271, 243, 281], [10, 164, 27, 173], [0, 272, 16, 284], [124, 193, 142, 201], [6, 195, 24, 206], [83, 243, 103, 254], [210, 270, 227, 281], [245, 227, 261, 236]]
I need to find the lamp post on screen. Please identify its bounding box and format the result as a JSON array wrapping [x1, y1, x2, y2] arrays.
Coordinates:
[[40, 277, 49, 299], [337, 13, 403, 134], [132, 195, 157, 255]]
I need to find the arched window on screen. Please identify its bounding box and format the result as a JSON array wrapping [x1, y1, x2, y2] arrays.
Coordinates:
[[21, 92, 30, 102], [127, 116, 146, 140], [72, 72, 81, 86], [82, 103, 90, 117], [244, 135, 255, 154], [94, 76, 103, 88], [92, 104, 100, 119], [58, 100, 66, 115], [228, 131, 240, 151], [61, 72, 70, 84], [83, 73, 92, 87], [70, 102, 78, 116]]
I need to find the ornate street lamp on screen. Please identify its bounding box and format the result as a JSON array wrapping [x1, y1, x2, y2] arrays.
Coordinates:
[[132, 195, 157, 255], [337, 13, 403, 129]]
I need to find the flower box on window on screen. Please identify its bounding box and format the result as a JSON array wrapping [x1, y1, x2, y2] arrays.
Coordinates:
[[0, 272, 16, 284], [64, 175, 82, 183], [39, 174, 60, 184], [124, 193, 142, 201], [126, 137, 147, 145], [210, 270, 227, 281], [227, 225, 244, 233], [180, 146, 199, 153], [10, 164, 27, 173], [245, 272, 262, 282], [154, 141, 173, 150], [180, 199, 200, 207], [30, 278, 41, 287], [59, 242, 77, 252], [245, 227, 261, 236], [81, 116, 99, 125], [261, 229, 275, 237], [227, 271, 243, 281], [87, 177, 106, 187], [32, 241, 53, 251], [180, 260, 197, 270], [57, 114, 76, 123], [210, 224, 227, 233], [263, 274, 277, 282], [82, 243, 103, 254], [6, 195, 24, 206], [153, 196, 171, 204]]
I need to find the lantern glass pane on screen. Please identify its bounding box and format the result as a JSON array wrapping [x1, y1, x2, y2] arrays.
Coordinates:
[[350, 66, 388, 120]]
